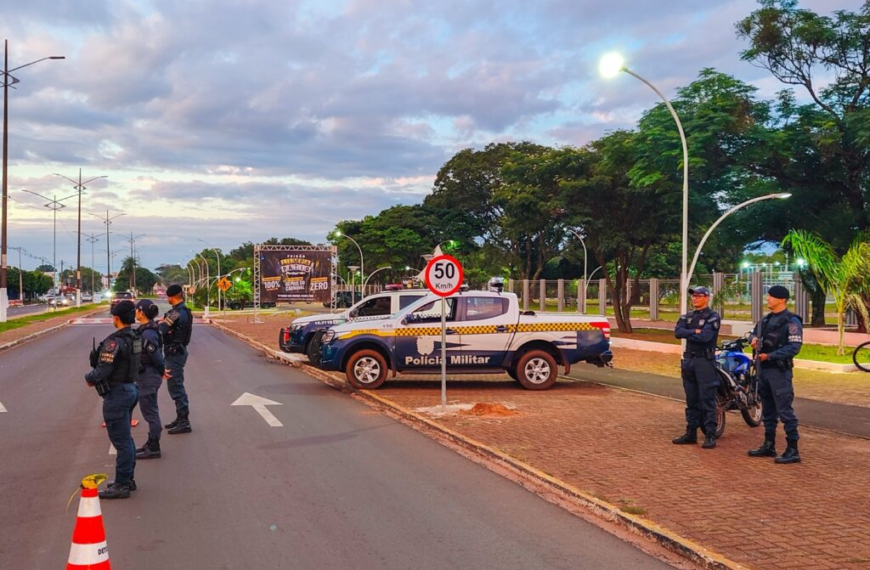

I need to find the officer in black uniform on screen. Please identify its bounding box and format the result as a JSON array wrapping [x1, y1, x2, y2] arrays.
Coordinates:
[[672, 286, 722, 449], [160, 284, 194, 434], [748, 285, 803, 464], [86, 300, 141, 499], [134, 300, 165, 459]]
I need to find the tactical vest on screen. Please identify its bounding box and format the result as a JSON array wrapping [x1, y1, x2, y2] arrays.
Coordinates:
[[108, 329, 142, 385], [759, 310, 798, 355], [166, 305, 193, 346], [139, 321, 162, 368]]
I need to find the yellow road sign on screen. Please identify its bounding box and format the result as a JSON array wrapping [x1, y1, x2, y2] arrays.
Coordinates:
[[217, 278, 232, 292]]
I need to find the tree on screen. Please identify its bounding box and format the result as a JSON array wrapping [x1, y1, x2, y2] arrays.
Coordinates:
[[113, 267, 158, 294], [782, 229, 870, 353], [737, 0, 870, 232], [555, 134, 680, 332], [35, 264, 55, 273]]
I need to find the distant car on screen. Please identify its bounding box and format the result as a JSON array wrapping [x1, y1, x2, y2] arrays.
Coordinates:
[[82, 293, 94, 302], [111, 291, 135, 307]]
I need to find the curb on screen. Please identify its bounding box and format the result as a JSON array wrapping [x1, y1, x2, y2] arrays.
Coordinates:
[[0, 307, 108, 354], [209, 321, 751, 570], [208, 320, 306, 368]]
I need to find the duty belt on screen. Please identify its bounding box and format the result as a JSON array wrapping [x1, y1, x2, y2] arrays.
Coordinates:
[[684, 349, 712, 358]]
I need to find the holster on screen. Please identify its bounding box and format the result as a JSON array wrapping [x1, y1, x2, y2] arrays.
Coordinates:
[[166, 344, 183, 356], [94, 379, 111, 397]]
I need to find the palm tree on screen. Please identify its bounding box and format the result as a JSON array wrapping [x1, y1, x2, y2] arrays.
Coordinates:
[[782, 230, 870, 355]]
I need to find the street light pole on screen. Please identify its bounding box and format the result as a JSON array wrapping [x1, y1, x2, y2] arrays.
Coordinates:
[[0, 40, 65, 322], [90, 210, 125, 291], [567, 229, 588, 314], [81, 232, 100, 294], [601, 53, 689, 317], [21, 189, 76, 291], [197, 240, 221, 313], [363, 266, 392, 291], [686, 193, 792, 286], [193, 252, 210, 317], [336, 231, 364, 299], [54, 171, 106, 305]]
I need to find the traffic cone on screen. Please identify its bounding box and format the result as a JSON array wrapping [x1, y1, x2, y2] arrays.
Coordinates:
[[67, 474, 111, 569]]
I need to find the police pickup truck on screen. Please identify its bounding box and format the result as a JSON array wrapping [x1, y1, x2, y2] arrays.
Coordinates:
[[278, 289, 429, 362], [318, 291, 613, 390]]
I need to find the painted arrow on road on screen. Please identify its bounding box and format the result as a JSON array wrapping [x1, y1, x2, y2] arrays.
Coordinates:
[[0, 401, 6, 413], [231, 393, 284, 427]]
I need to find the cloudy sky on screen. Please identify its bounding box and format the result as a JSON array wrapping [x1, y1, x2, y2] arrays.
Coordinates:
[[0, 0, 855, 272]]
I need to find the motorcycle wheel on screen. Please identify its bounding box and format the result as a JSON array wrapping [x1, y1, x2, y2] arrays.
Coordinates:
[[714, 393, 727, 439], [741, 391, 763, 427]]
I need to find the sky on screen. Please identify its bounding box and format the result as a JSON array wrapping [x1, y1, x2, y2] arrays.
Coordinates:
[[0, 0, 857, 273]]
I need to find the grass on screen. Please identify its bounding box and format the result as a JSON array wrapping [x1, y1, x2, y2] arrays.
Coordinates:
[[0, 303, 107, 335], [611, 327, 858, 365]]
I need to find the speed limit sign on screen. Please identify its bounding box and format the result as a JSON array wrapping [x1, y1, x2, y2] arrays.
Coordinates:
[[424, 255, 464, 297]]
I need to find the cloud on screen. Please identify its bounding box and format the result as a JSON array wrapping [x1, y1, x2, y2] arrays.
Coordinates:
[[3, 0, 866, 269]]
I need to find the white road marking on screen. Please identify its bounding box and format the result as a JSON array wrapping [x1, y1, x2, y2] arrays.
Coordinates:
[[231, 392, 284, 427], [0, 401, 6, 413], [109, 444, 117, 455]]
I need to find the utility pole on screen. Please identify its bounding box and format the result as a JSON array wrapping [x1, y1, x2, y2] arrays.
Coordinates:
[[54, 170, 106, 305], [21, 189, 75, 291], [90, 210, 124, 292], [125, 233, 145, 294], [82, 232, 100, 293]]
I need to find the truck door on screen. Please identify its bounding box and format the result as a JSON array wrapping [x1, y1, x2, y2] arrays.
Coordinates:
[[456, 296, 513, 367], [394, 298, 458, 370]]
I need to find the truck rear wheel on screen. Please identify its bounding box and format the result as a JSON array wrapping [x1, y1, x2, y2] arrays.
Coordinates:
[[516, 350, 558, 390], [345, 349, 388, 390]]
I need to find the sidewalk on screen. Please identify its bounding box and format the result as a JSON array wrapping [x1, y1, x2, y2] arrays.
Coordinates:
[[215, 316, 870, 570]]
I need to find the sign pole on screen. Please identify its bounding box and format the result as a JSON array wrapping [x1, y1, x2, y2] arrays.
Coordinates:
[[441, 297, 447, 412]]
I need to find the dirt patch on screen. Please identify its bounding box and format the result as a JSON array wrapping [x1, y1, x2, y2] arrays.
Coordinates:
[[458, 403, 519, 418]]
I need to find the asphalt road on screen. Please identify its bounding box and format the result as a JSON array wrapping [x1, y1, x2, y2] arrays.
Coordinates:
[[569, 366, 870, 439], [7, 304, 51, 319], [0, 321, 675, 570]]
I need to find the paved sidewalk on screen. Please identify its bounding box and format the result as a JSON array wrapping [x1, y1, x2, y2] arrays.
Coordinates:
[[373, 379, 870, 570]]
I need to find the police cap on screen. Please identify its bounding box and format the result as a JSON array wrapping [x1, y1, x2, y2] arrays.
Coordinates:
[[688, 286, 711, 296], [135, 299, 158, 317], [111, 299, 136, 318], [768, 285, 790, 300], [166, 284, 184, 298]]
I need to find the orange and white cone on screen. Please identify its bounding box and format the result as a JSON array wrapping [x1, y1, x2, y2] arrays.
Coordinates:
[[67, 474, 111, 569]]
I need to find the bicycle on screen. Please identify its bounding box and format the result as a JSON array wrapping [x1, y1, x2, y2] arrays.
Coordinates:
[[854, 341, 870, 372]]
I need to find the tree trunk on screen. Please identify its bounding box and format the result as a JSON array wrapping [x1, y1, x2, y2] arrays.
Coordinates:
[[811, 288, 826, 328], [610, 263, 633, 333]]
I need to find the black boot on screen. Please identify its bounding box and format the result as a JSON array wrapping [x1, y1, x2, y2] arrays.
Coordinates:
[[167, 414, 191, 435], [106, 479, 137, 491], [672, 430, 697, 444], [100, 482, 132, 499], [164, 415, 180, 429], [775, 440, 801, 464], [136, 437, 161, 459], [748, 439, 777, 457], [701, 434, 717, 449]]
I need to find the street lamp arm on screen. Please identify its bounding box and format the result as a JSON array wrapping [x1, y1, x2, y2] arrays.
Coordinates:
[[7, 56, 65, 74], [363, 266, 392, 290], [687, 193, 791, 286]]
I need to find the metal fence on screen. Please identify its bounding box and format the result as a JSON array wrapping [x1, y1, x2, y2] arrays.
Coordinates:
[[505, 272, 813, 323]]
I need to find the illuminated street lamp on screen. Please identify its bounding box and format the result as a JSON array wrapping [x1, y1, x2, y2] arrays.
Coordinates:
[[600, 52, 690, 316], [686, 193, 791, 286]]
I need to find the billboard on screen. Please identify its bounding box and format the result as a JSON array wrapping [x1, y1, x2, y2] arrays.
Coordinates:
[[258, 250, 332, 303]]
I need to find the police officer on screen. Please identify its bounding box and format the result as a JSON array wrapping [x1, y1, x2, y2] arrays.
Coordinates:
[[748, 285, 803, 464], [160, 284, 194, 434], [134, 300, 165, 459], [672, 286, 722, 449], [86, 300, 141, 499]]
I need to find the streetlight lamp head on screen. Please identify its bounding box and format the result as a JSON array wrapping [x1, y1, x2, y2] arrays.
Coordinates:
[[335, 230, 342, 237], [50, 56, 65, 60], [599, 52, 625, 78], [776, 193, 792, 199], [742, 261, 750, 268]]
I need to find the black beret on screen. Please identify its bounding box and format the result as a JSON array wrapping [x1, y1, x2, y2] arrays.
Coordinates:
[[111, 299, 136, 317], [768, 285, 790, 300], [166, 284, 184, 297]]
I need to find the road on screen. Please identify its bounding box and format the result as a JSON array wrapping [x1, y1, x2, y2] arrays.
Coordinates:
[[0, 319, 675, 569], [569, 366, 870, 439], [7, 304, 51, 319]]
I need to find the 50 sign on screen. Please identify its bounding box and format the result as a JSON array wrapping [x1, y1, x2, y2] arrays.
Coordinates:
[[424, 255, 464, 297]]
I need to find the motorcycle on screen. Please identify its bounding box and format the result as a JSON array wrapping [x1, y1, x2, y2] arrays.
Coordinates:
[[711, 335, 763, 438]]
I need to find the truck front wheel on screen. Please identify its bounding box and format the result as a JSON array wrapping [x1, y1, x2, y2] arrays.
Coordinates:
[[345, 349, 388, 390], [516, 350, 558, 390]]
